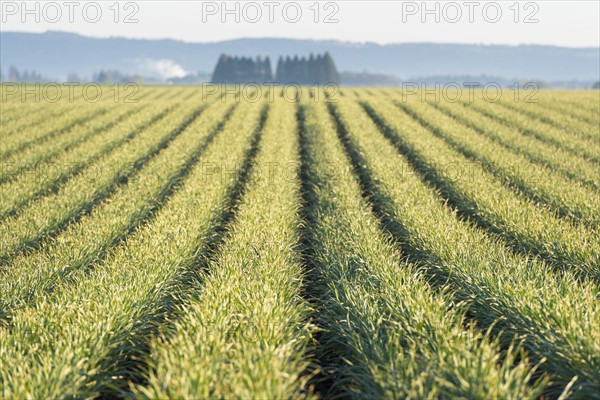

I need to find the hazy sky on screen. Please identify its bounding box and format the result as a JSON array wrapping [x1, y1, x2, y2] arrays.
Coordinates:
[[2, 1, 599, 47]]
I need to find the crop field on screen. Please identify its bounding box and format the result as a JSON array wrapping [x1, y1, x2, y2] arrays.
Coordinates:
[[0, 86, 599, 399]]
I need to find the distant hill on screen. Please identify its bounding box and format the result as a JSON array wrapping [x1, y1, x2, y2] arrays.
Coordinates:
[[1, 31, 599, 83]]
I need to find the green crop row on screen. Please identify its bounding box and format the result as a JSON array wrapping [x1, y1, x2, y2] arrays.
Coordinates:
[[0, 105, 137, 184], [0, 105, 165, 220], [359, 94, 599, 283], [397, 99, 600, 228], [0, 101, 194, 263], [468, 100, 600, 163], [431, 99, 600, 191], [525, 91, 600, 129], [0, 99, 265, 399], [502, 100, 600, 143], [296, 98, 544, 399], [0, 85, 165, 140], [330, 96, 600, 397], [136, 94, 314, 399], [0, 100, 233, 317], [1, 103, 75, 137], [0, 87, 597, 399], [1, 106, 107, 159]]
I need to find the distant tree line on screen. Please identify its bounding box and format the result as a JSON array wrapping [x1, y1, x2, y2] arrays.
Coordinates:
[[212, 55, 273, 84], [93, 70, 143, 84], [275, 53, 340, 84], [0, 66, 50, 82], [0, 66, 146, 83], [211, 52, 340, 84]]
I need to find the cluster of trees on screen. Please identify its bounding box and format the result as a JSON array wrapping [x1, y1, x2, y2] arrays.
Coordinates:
[[211, 55, 273, 84], [210, 52, 340, 84], [275, 53, 340, 84]]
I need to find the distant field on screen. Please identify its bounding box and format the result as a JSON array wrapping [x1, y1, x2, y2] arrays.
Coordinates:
[[1, 86, 599, 399]]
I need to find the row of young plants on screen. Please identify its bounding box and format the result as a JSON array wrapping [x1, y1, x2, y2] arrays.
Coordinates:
[[0, 102, 34, 125], [0, 105, 138, 184], [396, 98, 599, 228], [1, 105, 109, 159], [0, 87, 249, 216], [134, 94, 315, 399], [1, 84, 151, 146], [520, 91, 600, 130], [501, 99, 600, 143], [330, 95, 600, 398], [294, 98, 544, 398], [430, 99, 600, 191], [1, 102, 77, 138], [0, 100, 233, 317], [0, 85, 163, 139], [359, 94, 599, 283], [0, 104, 157, 219], [0, 100, 266, 399], [0, 100, 195, 263], [0, 84, 176, 177], [467, 100, 600, 163]]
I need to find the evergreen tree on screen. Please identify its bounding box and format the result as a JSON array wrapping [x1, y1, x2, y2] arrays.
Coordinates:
[[9, 65, 19, 81], [276, 56, 285, 82], [212, 54, 235, 83], [263, 57, 273, 82], [323, 52, 340, 84]]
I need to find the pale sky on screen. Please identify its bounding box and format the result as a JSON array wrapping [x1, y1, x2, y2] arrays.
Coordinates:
[[1, 0, 599, 47]]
